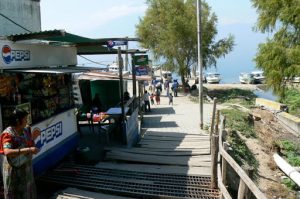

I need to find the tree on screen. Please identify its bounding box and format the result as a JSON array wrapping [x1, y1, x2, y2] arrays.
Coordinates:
[[252, 0, 300, 99], [136, 0, 234, 85]]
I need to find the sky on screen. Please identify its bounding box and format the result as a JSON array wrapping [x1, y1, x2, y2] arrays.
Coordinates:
[[41, 0, 269, 83]]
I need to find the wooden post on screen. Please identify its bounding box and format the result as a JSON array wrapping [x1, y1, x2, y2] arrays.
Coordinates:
[[211, 127, 219, 189], [214, 110, 220, 134], [245, 167, 254, 199], [210, 98, 217, 136], [219, 116, 226, 149], [238, 165, 253, 199], [222, 142, 229, 187], [222, 115, 226, 131], [220, 130, 227, 149]]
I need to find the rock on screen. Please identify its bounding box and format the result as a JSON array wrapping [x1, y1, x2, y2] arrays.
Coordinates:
[[280, 176, 288, 180], [252, 112, 262, 121]]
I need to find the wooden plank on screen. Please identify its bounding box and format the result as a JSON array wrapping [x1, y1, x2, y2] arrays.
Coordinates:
[[106, 151, 211, 166], [140, 138, 210, 142], [139, 142, 210, 149], [143, 131, 208, 137], [95, 162, 211, 176], [220, 147, 267, 199], [105, 147, 210, 156], [106, 147, 211, 152], [143, 134, 210, 138], [140, 140, 210, 144], [107, 151, 212, 161], [143, 136, 209, 142]]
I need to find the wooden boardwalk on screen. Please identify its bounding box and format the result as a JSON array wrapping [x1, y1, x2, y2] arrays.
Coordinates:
[[105, 92, 212, 176], [43, 92, 218, 198]]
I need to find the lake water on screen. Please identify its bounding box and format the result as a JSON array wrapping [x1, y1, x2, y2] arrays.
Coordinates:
[[254, 89, 278, 101], [172, 73, 278, 101]]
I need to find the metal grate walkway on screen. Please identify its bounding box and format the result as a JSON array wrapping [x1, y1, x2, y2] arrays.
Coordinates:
[[38, 163, 219, 199]]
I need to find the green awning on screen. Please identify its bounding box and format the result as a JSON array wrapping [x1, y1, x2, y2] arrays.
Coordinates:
[[5, 30, 140, 55]]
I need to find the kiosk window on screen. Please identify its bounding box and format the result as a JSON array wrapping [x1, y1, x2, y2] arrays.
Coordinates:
[[0, 73, 74, 127]]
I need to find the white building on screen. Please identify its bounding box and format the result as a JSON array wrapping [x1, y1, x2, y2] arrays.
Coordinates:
[[0, 0, 41, 36]]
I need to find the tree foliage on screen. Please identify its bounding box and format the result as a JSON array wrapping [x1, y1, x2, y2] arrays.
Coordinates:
[[252, 0, 300, 99], [136, 0, 234, 84]]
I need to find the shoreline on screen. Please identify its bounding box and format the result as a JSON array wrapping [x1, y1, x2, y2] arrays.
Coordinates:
[[203, 83, 259, 91]]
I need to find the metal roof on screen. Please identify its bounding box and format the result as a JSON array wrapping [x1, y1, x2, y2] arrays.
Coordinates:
[[5, 30, 141, 55], [4, 66, 95, 74], [78, 71, 152, 81]]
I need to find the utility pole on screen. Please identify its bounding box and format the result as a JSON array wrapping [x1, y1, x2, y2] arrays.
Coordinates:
[[131, 53, 137, 97], [197, 0, 204, 129], [125, 37, 129, 71], [118, 47, 126, 143]]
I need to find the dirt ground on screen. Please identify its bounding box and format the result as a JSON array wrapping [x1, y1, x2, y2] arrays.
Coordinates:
[[203, 83, 300, 198], [243, 108, 300, 198]]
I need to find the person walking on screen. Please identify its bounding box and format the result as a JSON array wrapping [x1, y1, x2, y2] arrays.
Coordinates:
[[150, 93, 155, 105], [169, 93, 173, 105], [172, 80, 179, 97], [165, 80, 170, 96], [143, 90, 151, 112], [155, 89, 161, 105], [156, 81, 162, 93], [0, 108, 41, 199]]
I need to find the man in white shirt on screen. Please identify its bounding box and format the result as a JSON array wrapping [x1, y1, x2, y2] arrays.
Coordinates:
[[143, 90, 151, 112]]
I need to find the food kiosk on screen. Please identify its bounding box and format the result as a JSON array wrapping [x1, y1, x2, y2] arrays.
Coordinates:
[[0, 38, 81, 175]]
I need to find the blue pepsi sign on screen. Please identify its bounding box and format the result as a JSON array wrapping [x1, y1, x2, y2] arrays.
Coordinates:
[[2, 45, 30, 64], [135, 66, 149, 76], [35, 122, 63, 148], [107, 40, 128, 49]]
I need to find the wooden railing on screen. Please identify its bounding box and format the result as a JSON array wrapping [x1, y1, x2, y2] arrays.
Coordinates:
[[210, 100, 266, 199]]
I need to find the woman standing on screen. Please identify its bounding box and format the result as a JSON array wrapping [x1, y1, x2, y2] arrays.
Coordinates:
[[0, 109, 40, 199]]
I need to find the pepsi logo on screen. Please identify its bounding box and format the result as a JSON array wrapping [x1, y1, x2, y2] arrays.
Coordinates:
[[2, 45, 12, 64], [1, 45, 30, 64], [107, 40, 115, 48]]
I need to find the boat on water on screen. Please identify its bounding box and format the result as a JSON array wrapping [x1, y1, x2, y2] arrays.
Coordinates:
[[107, 62, 130, 75], [251, 71, 265, 84], [195, 71, 207, 83], [292, 77, 300, 83], [240, 71, 265, 84], [239, 73, 255, 84], [108, 62, 119, 73], [206, 73, 221, 84]]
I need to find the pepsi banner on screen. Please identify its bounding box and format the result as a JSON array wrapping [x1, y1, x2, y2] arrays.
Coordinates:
[[133, 55, 149, 76], [0, 40, 77, 69], [135, 66, 149, 76], [107, 40, 128, 49]]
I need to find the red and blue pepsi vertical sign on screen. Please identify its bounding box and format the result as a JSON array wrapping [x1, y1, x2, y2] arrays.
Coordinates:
[[2, 45, 30, 64], [133, 55, 149, 76]]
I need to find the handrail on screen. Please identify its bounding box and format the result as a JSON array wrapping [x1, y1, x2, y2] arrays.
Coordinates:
[[217, 164, 232, 199], [213, 112, 267, 199], [219, 146, 267, 199], [124, 96, 135, 107]]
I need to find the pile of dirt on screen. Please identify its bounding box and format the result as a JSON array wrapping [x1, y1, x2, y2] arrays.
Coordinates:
[[245, 108, 300, 198]]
